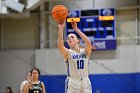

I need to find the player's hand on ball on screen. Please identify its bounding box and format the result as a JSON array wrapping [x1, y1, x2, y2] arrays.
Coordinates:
[[58, 20, 66, 29], [56, 19, 65, 25]]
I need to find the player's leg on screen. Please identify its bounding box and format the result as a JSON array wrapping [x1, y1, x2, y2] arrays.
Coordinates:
[[65, 77, 81, 93], [65, 78, 69, 93], [83, 78, 92, 93]]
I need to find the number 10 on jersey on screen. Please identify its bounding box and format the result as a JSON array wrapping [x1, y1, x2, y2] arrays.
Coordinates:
[[77, 60, 84, 69]]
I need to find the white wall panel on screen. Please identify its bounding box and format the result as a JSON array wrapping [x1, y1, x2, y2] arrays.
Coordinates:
[[116, 10, 136, 45], [136, 45, 140, 72], [35, 49, 67, 75], [0, 50, 35, 93], [89, 45, 137, 74], [94, 0, 137, 9], [50, 0, 93, 10]]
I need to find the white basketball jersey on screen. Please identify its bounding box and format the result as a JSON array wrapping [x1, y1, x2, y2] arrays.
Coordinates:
[[65, 48, 89, 78]]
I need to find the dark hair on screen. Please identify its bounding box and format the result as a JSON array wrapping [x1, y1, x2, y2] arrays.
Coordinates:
[[30, 68, 40, 76], [6, 86, 13, 93], [72, 33, 80, 40], [68, 33, 80, 41]]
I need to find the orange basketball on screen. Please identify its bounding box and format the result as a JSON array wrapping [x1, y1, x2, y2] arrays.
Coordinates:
[[51, 5, 68, 24]]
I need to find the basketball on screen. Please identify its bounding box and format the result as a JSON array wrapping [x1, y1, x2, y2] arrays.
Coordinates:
[[51, 5, 68, 24]]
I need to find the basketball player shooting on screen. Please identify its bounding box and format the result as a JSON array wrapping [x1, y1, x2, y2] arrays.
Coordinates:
[[57, 19, 93, 93]]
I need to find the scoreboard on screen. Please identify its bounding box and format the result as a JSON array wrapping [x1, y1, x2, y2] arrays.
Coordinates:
[[66, 8, 116, 50]]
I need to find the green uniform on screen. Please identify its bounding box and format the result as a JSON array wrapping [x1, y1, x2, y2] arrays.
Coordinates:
[[29, 81, 43, 93]]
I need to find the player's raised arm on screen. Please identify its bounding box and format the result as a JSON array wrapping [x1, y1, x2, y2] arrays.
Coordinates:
[[71, 19, 92, 56], [57, 21, 69, 60]]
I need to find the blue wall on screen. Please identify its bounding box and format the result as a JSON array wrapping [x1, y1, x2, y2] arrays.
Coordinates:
[[136, 73, 140, 93], [40, 73, 140, 93]]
